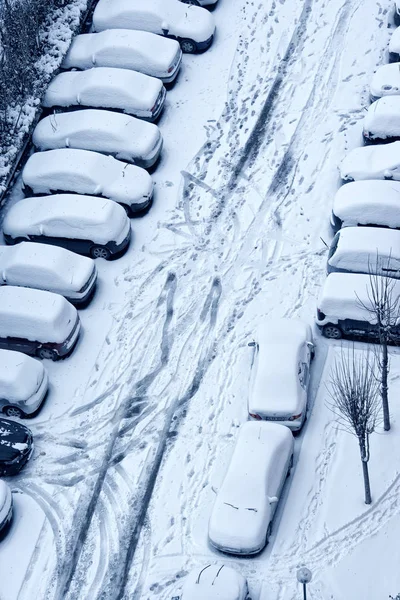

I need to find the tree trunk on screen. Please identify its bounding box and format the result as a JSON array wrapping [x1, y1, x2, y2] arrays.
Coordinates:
[[381, 341, 390, 431], [361, 459, 372, 505]]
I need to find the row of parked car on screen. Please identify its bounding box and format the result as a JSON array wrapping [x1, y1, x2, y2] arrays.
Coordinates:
[[0, 0, 220, 540], [316, 3, 400, 342], [181, 5, 400, 598]]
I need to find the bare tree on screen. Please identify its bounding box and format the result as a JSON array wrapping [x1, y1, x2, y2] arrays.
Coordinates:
[[327, 347, 381, 505], [356, 254, 400, 432]]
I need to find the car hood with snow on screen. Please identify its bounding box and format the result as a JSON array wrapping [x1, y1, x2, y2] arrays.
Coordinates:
[[0, 350, 46, 403], [0, 242, 96, 298], [42, 68, 165, 121], [331, 180, 400, 229], [181, 564, 248, 600], [370, 63, 400, 101], [339, 141, 400, 181], [22, 149, 153, 209], [92, 0, 215, 45], [0, 418, 33, 465], [3, 194, 129, 247], [363, 96, 400, 141], [33, 110, 162, 169], [208, 422, 293, 554], [62, 30, 182, 83]]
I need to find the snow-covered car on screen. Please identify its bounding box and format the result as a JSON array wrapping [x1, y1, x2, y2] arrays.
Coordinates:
[[43, 68, 166, 122], [62, 30, 182, 84], [180, 0, 218, 6], [0, 481, 13, 537], [331, 180, 400, 231], [3, 195, 131, 261], [0, 418, 33, 476], [208, 421, 294, 555], [389, 22, 400, 61], [327, 227, 400, 279], [363, 97, 400, 144], [22, 149, 154, 216], [0, 350, 48, 418], [181, 564, 248, 600], [248, 319, 314, 431], [33, 110, 163, 170], [339, 141, 400, 182], [0, 286, 81, 361], [0, 242, 97, 306], [316, 272, 400, 342], [370, 63, 400, 102], [92, 0, 216, 54], [395, 1, 400, 26]]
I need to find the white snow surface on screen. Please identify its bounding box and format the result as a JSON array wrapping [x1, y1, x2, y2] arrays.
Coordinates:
[[0, 242, 94, 295], [3, 1, 400, 599], [332, 179, 400, 228], [370, 62, 400, 99], [42, 68, 164, 117], [339, 141, 400, 180], [62, 30, 181, 79], [317, 272, 400, 324], [22, 149, 153, 207], [181, 564, 247, 600], [249, 319, 311, 418], [363, 96, 400, 138], [32, 110, 161, 163], [328, 226, 400, 275], [3, 195, 129, 246], [0, 350, 45, 403], [208, 422, 294, 554], [92, 0, 215, 43], [0, 286, 78, 344]]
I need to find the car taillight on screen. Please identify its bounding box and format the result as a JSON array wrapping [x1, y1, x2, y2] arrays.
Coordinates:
[[249, 413, 262, 420], [168, 65, 173, 73], [317, 308, 326, 320], [288, 413, 302, 421]]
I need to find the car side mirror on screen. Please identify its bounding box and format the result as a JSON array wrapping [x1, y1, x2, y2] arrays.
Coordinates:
[[39, 225, 44, 235], [306, 342, 314, 349], [161, 21, 170, 35], [268, 496, 278, 504], [384, 169, 393, 180]]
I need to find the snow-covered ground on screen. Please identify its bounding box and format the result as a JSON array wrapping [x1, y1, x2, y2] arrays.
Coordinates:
[[1, 0, 400, 598]]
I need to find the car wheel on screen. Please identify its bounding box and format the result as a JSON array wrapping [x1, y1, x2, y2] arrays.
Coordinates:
[[181, 0, 200, 4], [120, 204, 132, 217], [323, 324, 342, 340], [287, 453, 294, 476], [37, 348, 58, 361], [90, 246, 111, 260], [4, 406, 25, 419], [180, 38, 197, 53]]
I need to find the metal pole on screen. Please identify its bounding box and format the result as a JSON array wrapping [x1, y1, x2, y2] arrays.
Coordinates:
[[303, 582, 307, 600]]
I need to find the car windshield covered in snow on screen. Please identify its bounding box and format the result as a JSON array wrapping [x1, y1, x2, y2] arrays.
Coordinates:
[[181, 564, 248, 600], [0, 350, 45, 403], [340, 141, 400, 181]]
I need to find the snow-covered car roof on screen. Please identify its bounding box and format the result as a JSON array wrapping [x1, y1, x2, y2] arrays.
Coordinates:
[[208, 422, 293, 554], [3, 194, 128, 246], [0, 286, 78, 344], [370, 63, 400, 100], [332, 180, 400, 228], [22, 149, 153, 207], [0, 350, 45, 403], [249, 319, 312, 417], [0, 242, 94, 294], [330, 226, 400, 266], [339, 142, 400, 181], [318, 272, 400, 323], [62, 29, 181, 78], [363, 96, 400, 138], [92, 0, 215, 44], [43, 68, 163, 116], [33, 109, 161, 160], [181, 564, 248, 600]]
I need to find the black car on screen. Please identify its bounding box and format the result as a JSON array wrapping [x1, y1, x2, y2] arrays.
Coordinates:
[[0, 418, 33, 476]]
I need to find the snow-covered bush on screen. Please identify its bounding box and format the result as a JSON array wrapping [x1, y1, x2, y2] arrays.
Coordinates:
[[0, 0, 89, 193]]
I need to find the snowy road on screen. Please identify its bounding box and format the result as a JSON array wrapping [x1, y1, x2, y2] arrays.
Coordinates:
[[1, 0, 399, 598]]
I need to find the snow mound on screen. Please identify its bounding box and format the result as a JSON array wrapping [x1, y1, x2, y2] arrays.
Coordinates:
[[332, 180, 400, 228], [339, 141, 400, 181]]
